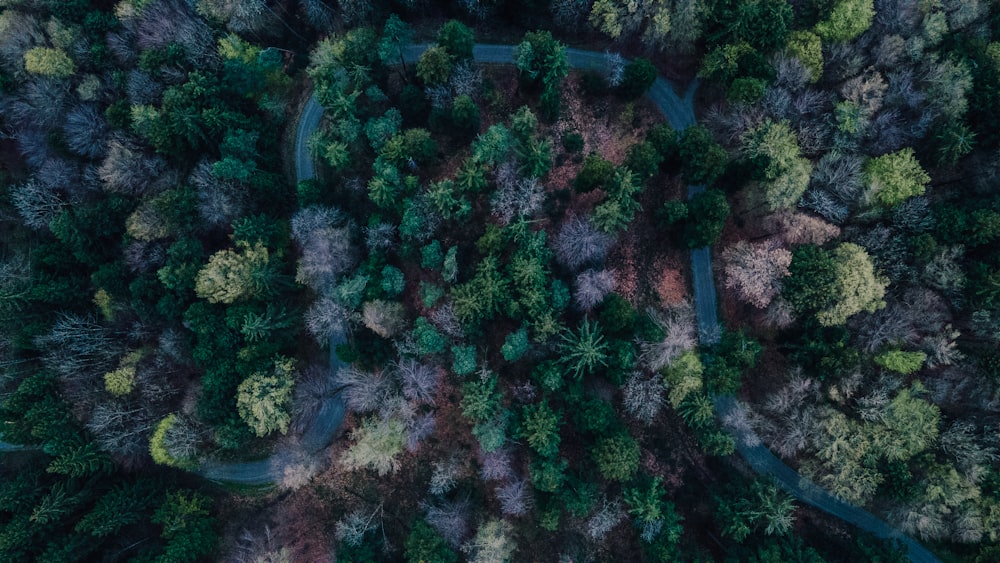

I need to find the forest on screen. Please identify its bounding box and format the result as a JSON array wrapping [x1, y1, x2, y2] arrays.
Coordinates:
[[0, 0, 999, 561]]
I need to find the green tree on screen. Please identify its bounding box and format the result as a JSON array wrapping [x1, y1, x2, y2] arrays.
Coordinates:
[[874, 385, 940, 462], [592, 432, 640, 481], [451, 94, 481, 134], [624, 476, 666, 526], [741, 120, 811, 212], [452, 345, 477, 376], [437, 20, 474, 61], [194, 242, 279, 304], [783, 244, 837, 313], [716, 481, 796, 542], [405, 519, 458, 563], [472, 124, 512, 165], [785, 30, 822, 82], [236, 357, 296, 437], [382, 128, 438, 166], [718, 0, 793, 51], [815, 243, 887, 326], [381, 265, 405, 298], [515, 30, 569, 120], [530, 457, 568, 493], [519, 400, 562, 458], [678, 126, 728, 185], [813, 0, 874, 43], [451, 256, 510, 325], [378, 14, 413, 74], [24, 47, 75, 77], [560, 318, 609, 379], [152, 491, 218, 562], [663, 350, 704, 407], [501, 328, 530, 362], [588, 0, 675, 50], [417, 45, 452, 85], [574, 153, 615, 193], [412, 317, 447, 355], [624, 141, 664, 180], [461, 374, 502, 423], [863, 148, 930, 208], [684, 189, 730, 247], [874, 350, 927, 375], [618, 58, 657, 100]]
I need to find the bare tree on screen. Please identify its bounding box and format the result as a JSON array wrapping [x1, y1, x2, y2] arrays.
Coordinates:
[[335, 504, 383, 547], [0, 10, 45, 76], [721, 240, 792, 309], [763, 297, 795, 329], [98, 137, 167, 195], [88, 399, 157, 466], [405, 412, 436, 452], [229, 526, 290, 563], [271, 443, 321, 490], [574, 269, 616, 310], [63, 104, 109, 159], [763, 210, 840, 246], [362, 300, 406, 339], [298, 0, 335, 32], [3, 77, 70, 130], [304, 297, 353, 343], [396, 359, 440, 405], [491, 162, 545, 224], [772, 54, 811, 92], [923, 246, 966, 303], [290, 365, 336, 435], [14, 128, 50, 169], [122, 0, 217, 67], [551, 0, 589, 31], [364, 222, 396, 252], [586, 499, 626, 542], [188, 160, 245, 229], [11, 178, 64, 230], [429, 458, 462, 496], [496, 479, 532, 516], [425, 500, 471, 548], [720, 400, 761, 447], [552, 215, 614, 271], [479, 446, 514, 482], [640, 303, 697, 371], [604, 51, 625, 87], [430, 301, 464, 338], [334, 367, 398, 415], [622, 372, 664, 425], [450, 62, 483, 97], [292, 206, 357, 292], [940, 421, 997, 482]]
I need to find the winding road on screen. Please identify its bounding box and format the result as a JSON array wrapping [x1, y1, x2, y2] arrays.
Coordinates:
[[0, 42, 939, 561]]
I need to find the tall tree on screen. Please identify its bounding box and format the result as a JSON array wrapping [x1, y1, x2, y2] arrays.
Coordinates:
[[236, 357, 296, 437], [721, 240, 792, 308]]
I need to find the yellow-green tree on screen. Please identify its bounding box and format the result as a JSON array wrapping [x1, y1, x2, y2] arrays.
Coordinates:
[[24, 47, 75, 77], [816, 243, 887, 326], [194, 241, 277, 304], [236, 357, 296, 437]]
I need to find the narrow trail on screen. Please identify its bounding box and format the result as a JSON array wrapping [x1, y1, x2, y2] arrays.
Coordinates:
[[0, 42, 938, 561]]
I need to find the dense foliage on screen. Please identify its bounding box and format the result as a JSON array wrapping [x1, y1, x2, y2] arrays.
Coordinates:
[[2, 0, 998, 561]]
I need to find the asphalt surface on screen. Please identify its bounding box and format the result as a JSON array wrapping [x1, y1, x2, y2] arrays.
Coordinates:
[[0, 43, 941, 561]]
